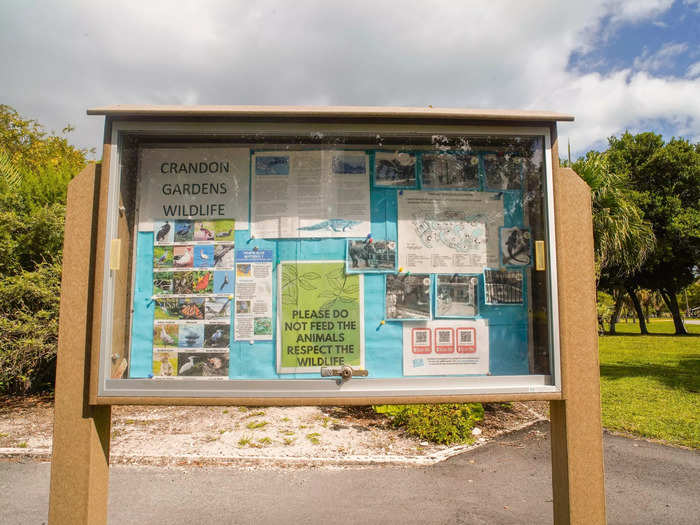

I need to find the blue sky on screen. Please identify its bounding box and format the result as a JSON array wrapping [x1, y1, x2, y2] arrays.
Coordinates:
[[0, 1, 698, 159], [569, 2, 700, 77]]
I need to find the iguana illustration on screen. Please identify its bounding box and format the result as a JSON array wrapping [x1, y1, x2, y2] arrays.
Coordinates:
[[297, 219, 362, 232]]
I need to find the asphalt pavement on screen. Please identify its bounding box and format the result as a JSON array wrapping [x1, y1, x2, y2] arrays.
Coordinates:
[[1, 421, 698, 524]]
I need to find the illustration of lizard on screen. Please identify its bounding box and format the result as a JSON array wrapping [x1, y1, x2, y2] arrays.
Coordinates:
[[297, 219, 362, 233]]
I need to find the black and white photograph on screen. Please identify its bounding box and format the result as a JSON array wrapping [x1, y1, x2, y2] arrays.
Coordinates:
[[435, 274, 478, 318], [255, 155, 290, 175], [483, 269, 524, 305], [500, 226, 532, 266], [177, 352, 230, 377], [332, 154, 366, 175], [385, 273, 431, 320], [374, 151, 417, 187], [346, 239, 396, 273], [483, 154, 523, 190], [421, 153, 479, 189]]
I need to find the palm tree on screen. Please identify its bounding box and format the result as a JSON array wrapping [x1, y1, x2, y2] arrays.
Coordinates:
[[573, 152, 656, 334]]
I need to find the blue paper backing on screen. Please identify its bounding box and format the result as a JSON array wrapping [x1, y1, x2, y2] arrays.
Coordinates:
[[128, 154, 530, 379]]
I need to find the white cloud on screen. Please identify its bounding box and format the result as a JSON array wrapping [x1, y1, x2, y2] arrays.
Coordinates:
[[0, 0, 697, 158], [633, 42, 689, 72], [687, 61, 700, 78]]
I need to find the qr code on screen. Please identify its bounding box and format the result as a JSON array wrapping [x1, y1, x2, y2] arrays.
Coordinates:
[[438, 330, 451, 343], [459, 330, 473, 344], [415, 331, 428, 344]]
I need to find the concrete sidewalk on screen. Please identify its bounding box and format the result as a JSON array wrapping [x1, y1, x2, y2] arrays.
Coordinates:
[[1, 421, 698, 524]]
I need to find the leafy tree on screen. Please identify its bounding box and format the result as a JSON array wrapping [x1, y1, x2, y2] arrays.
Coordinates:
[[608, 133, 700, 335], [0, 105, 88, 393]]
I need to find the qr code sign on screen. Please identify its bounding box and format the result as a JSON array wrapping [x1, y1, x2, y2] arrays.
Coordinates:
[[457, 328, 476, 353], [412, 328, 431, 354], [435, 328, 454, 353]]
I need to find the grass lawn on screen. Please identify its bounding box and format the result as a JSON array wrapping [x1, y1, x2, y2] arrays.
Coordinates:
[[599, 320, 699, 448]]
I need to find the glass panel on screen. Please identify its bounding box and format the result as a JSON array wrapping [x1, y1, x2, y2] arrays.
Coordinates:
[[105, 130, 553, 388]]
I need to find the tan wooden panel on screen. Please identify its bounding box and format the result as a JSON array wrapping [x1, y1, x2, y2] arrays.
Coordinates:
[[49, 163, 111, 525], [87, 104, 574, 122], [94, 392, 562, 406]]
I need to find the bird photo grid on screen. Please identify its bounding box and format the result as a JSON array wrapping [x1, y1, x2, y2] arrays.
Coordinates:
[[151, 218, 234, 377]]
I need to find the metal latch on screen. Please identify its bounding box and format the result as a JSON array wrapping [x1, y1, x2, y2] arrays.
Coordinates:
[[320, 366, 369, 383]]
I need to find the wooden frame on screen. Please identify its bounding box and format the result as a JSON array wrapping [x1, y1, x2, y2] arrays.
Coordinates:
[[49, 107, 605, 525]]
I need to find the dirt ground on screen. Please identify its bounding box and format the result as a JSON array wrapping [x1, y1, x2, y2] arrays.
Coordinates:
[[0, 396, 547, 467]]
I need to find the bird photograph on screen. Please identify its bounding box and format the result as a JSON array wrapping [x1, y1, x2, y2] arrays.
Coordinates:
[[154, 324, 177, 346], [174, 220, 193, 242], [194, 221, 216, 241], [154, 299, 179, 321], [218, 272, 230, 291], [153, 246, 173, 267], [173, 246, 193, 267], [214, 244, 234, 266], [214, 219, 235, 240], [194, 245, 215, 267], [205, 324, 229, 347], [205, 297, 231, 320], [155, 221, 171, 242], [178, 355, 198, 375]]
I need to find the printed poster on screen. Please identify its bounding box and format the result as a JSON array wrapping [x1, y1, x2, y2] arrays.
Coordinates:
[[138, 147, 250, 231], [151, 218, 234, 379], [277, 261, 364, 373], [397, 191, 504, 273], [403, 319, 489, 376], [234, 250, 274, 341], [251, 150, 371, 238]]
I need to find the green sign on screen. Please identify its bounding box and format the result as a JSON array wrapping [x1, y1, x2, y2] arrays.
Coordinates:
[[278, 261, 363, 372]]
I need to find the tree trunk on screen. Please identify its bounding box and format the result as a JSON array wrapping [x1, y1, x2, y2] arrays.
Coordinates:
[[626, 287, 648, 335], [609, 290, 624, 334], [660, 289, 687, 335]]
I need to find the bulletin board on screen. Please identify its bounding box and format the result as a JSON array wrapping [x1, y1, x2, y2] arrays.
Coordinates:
[[93, 115, 562, 401]]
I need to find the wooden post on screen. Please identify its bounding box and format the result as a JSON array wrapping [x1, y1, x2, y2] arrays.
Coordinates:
[[48, 163, 111, 525], [550, 167, 607, 524]]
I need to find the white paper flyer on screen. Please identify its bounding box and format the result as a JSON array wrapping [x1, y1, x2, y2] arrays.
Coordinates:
[[402, 319, 489, 376], [251, 150, 370, 238], [234, 249, 274, 341]]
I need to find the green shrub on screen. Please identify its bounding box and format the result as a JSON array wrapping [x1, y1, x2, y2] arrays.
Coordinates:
[[0, 262, 62, 393], [374, 403, 484, 445]]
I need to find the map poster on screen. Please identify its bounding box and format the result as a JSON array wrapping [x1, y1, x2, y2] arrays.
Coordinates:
[[397, 191, 503, 274], [277, 261, 364, 374], [233, 249, 274, 341], [403, 319, 489, 376]]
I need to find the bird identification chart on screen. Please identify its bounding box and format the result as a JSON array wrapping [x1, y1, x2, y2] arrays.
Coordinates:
[[126, 136, 551, 383], [233, 249, 273, 341], [151, 218, 234, 378]]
